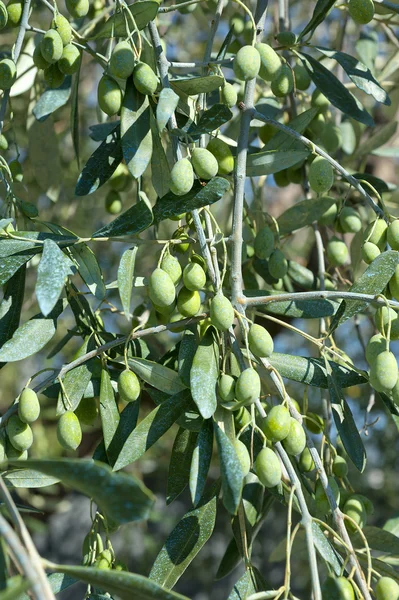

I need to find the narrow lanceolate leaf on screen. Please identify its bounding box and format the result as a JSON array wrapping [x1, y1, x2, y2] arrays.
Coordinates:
[[150, 488, 217, 589], [166, 428, 198, 505], [70, 65, 81, 167], [121, 79, 152, 179], [174, 104, 233, 140], [312, 522, 342, 575], [298, 0, 335, 40], [32, 76, 72, 121], [0, 253, 34, 287], [214, 423, 243, 515], [189, 419, 213, 506], [128, 357, 186, 395], [298, 52, 374, 126], [354, 121, 398, 158], [277, 196, 337, 235], [56, 337, 96, 414], [106, 402, 140, 466], [92, 194, 153, 238], [354, 526, 399, 555], [0, 266, 25, 350], [178, 328, 199, 388], [156, 88, 179, 132], [170, 75, 224, 96], [260, 108, 318, 151], [3, 469, 60, 488], [118, 246, 138, 320], [190, 328, 219, 419], [16, 572, 77, 600], [71, 243, 106, 301], [255, 293, 338, 319], [150, 113, 171, 198], [99, 369, 120, 466], [44, 565, 189, 600], [113, 390, 192, 471], [36, 239, 74, 317], [10, 459, 155, 523], [90, 0, 161, 39], [228, 569, 261, 599], [246, 149, 309, 177]]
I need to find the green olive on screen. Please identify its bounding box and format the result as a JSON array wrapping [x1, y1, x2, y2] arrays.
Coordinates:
[[221, 82, 237, 107], [109, 41, 135, 79], [218, 374, 236, 402], [58, 44, 81, 75], [206, 138, 234, 175], [254, 226, 274, 260], [268, 248, 288, 279], [339, 206, 362, 233], [255, 43, 281, 82], [97, 75, 122, 117], [271, 64, 294, 97], [293, 64, 311, 90], [365, 333, 386, 364], [376, 577, 399, 600], [311, 89, 329, 112], [118, 369, 140, 402], [375, 306, 399, 340], [41, 29, 63, 64], [348, 0, 374, 24], [248, 323, 274, 358], [160, 253, 182, 286], [255, 447, 282, 488], [51, 14, 72, 46], [387, 219, 399, 250], [109, 163, 130, 191], [326, 237, 348, 267], [133, 62, 158, 96], [318, 198, 337, 226], [18, 388, 40, 423], [33, 43, 50, 70], [275, 31, 297, 47], [314, 476, 340, 514], [298, 447, 314, 472], [308, 156, 334, 194], [0, 59, 17, 90], [369, 350, 398, 392], [149, 268, 176, 309], [105, 190, 122, 215], [44, 64, 65, 89], [234, 439, 251, 477], [210, 293, 234, 331], [282, 418, 306, 456], [363, 219, 388, 251], [0, 0, 8, 28], [6, 415, 33, 452], [319, 122, 343, 154], [6, 0, 22, 26], [321, 576, 355, 600], [332, 455, 348, 478], [343, 495, 367, 530], [183, 262, 206, 291], [66, 0, 89, 18], [177, 287, 201, 317], [233, 45, 261, 81], [362, 241, 380, 264], [235, 368, 261, 405], [74, 397, 98, 425], [57, 411, 82, 451], [169, 158, 194, 196], [261, 405, 291, 443], [191, 148, 218, 180]]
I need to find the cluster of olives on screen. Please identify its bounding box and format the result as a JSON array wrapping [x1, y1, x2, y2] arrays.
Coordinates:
[[253, 224, 288, 281], [82, 531, 126, 571], [322, 574, 399, 600], [0, 388, 40, 461]]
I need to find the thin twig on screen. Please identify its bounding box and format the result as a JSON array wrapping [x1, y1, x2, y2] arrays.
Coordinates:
[[242, 289, 399, 310]]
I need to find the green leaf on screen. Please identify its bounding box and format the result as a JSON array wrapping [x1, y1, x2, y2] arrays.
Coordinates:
[[356, 31, 378, 72], [167, 427, 198, 505], [70, 67, 81, 167], [277, 196, 337, 235], [214, 423, 243, 515], [298, 0, 335, 40], [9, 459, 155, 524], [153, 177, 230, 223], [0, 233, 74, 259], [128, 357, 186, 395], [354, 122, 397, 157], [106, 401, 140, 465], [149, 488, 217, 589], [90, 1, 161, 39], [190, 328, 219, 419], [56, 337, 96, 414], [121, 78, 153, 179], [312, 522, 342, 575], [71, 243, 105, 301], [0, 578, 29, 600], [315, 46, 390, 105], [287, 260, 335, 291], [17, 572, 76, 600], [75, 125, 123, 196], [150, 109, 171, 198], [174, 104, 233, 140], [170, 75, 224, 96], [0, 253, 33, 287], [253, 293, 338, 319], [260, 108, 318, 151], [89, 121, 119, 142], [353, 526, 399, 555], [99, 368, 121, 466], [298, 52, 374, 126], [246, 149, 309, 177], [228, 569, 260, 599], [92, 193, 153, 238], [0, 266, 25, 350], [156, 88, 179, 132], [32, 76, 72, 121], [36, 239, 74, 316], [113, 390, 192, 470], [118, 246, 138, 320], [216, 537, 241, 580], [178, 328, 198, 388], [189, 419, 213, 506], [3, 469, 60, 488]]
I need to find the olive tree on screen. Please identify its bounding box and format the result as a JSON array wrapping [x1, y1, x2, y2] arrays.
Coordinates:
[[0, 0, 398, 598]]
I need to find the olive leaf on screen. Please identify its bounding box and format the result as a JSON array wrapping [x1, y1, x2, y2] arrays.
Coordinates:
[[166, 427, 198, 505], [56, 336, 97, 415], [16, 573, 77, 600], [0, 266, 25, 351], [121, 78, 153, 179], [178, 328, 198, 388], [32, 76, 72, 122], [3, 470, 60, 488], [70, 243, 106, 301], [117, 246, 138, 320], [99, 368, 121, 467], [90, 0, 161, 40], [214, 423, 243, 515], [92, 193, 153, 238], [36, 239, 74, 317], [277, 196, 337, 235], [156, 88, 179, 132], [189, 419, 213, 506], [170, 75, 224, 96], [298, 0, 335, 40], [246, 149, 309, 177], [190, 328, 219, 419], [128, 357, 186, 395]]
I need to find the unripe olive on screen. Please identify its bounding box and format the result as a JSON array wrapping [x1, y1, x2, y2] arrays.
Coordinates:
[[118, 369, 140, 402], [173, 231, 190, 254], [366, 333, 386, 364], [390, 265, 399, 301], [261, 405, 290, 443], [375, 306, 399, 340], [44, 64, 65, 89], [308, 113, 326, 137], [388, 219, 399, 250], [33, 43, 50, 70], [9, 159, 23, 182], [318, 198, 337, 226], [258, 123, 276, 145], [206, 138, 234, 175], [369, 350, 398, 392], [308, 156, 334, 194], [376, 577, 399, 600], [339, 206, 362, 233], [298, 447, 314, 472], [348, 0, 374, 24], [210, 293, 234, 331], [75, 397, 98, 425], [183, 262, 206, 291], [321, 576, 355, 600], [234, 406, 252, 430], [274, 169, 290, 187], [293, 64, 311, 90], [6, 415, 33, 452], [286, 165, 302, 184], [248, 324, 273, 358], [255, 447, 282, 488], [6, 0, 22, 26], [0, 0, 8, 28], [5, 439, 28, 460], [255, 43, 281, 82], [268, 248, 288, 279], [282, 418, 306, 456], [191, 148, 218, 180], [133, 62, 158, 95], [155, 300, 176, 318], [362, 241, 380, 264], [233, 45, 261, 81], [229, 12, 245, 34], [363, 219, 387, 250], [97, 75, 122, 117], [57, 411, 82, 451], [319, 122, 343, 154], [221, 82, 237, 107], [95, 549, 113, 569], [0, 133, 8, 151], [333, 455, 348, 478], [327, 237, 348, 267], [0, 59, 16, 90], [51, 14, 72, 46], [254, 226, 274, 260], [109, 163, 130, 192], [105, 190, 122, 215], [271, 64, 294, 97], [343, 495, 367, 530], [66, 0, 89, 18], [311, 88, 329, 112], [161, 253, 182, 286], [315, 476, 340, 514], [149, 268, 176, 308], [41, 29, 63, 64], [276, 30, 297, 46], [58, 44, 81, 75], [218, 373, 236, 402], [18, 388, 40, 423], [0, 434, 5, 463], [169, 158, 194, 196], [234, 439, 251, 476], [236, 368, 261, 405], [177, 287, 201, 317], [109, 41, 135, 79]]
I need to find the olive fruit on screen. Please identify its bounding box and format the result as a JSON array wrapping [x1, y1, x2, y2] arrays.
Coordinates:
[[230, 13, 245, 34], [255, 43, 281, 82], [282, 418, 306, 456], [191, 148, 218, 180], [333, 455, 348, 478], [177, 287, 201, 317], [327, 237, 348, 267], [375, 577, 399, 600], [286, 165, 302, 184], [33, 44, 49, 70], [58, 44, 81, 75], [0, 134, 7, 151], [388, 219, 399, 250], [376, 306, 399, 340], [221, 82, 237, 107], [133, 62, 158, 95], [18, 388, 40, 423], [348, 0, 374, 24], [109, 41, 135, 79], [149, 268, 175, 308], [118, 369, 140, 402], [173, 231, 190, 254], [308, 156, 334, 194], [293, 64, 311, 90], [261, 405, 290, 443], [258, 123, 277, 145], [105, 190, 122, 215], [275, 31, 297, 46], [311, 88, 329, 112], [57, 411, 82, 451], [363, 218, 387, 250], [0, 59, 16, 90], [169, 158, 194, 196], [44, 64, 65, 89], [233, 45, 261, 81], [255, 447, 282, 488], [271, 64, 294, 97], [183, 262, 206, 291], [362, 241, 380, 264], [51, 14, 72, 46], [109, 163, 130, 191], [74, 397, 98, 425], [299, 447, 314, 472], [236, 368, 261, 405], [0, 434, 5, 462], [97, 75, 122, 116], [234, 439, 251, 476], [95, 549, 113, 570], [6, 415, 33, 451], [210, 293, 234, 331], [161, 253, 182, 286], [321, 576, 355, 600], [318, 199, 337, 226], [268, 248, 288, 279], [254, 226, 274, 260], [206, 138, 234, 175], [390, 265, 399, 301], [369, 350, 398, 392], [234, 406, 252, 430], [5, 440, 28, 460], [218, 374, 236, 402], [66, 0, 89, 18], [366, 333, 386, 364], [314, 476, 340, 514], [9, 159, 23, 182], [0, 0, 8, 28], [339, 206, 362, 233], [343, 495, 367, 530], [40, 29, 63, 64], [248, 323, 274, 357], [6, 0, 22, 26], [274, 170, 290, 187]]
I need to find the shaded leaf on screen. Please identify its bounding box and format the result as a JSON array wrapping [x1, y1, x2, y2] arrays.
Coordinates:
[[89, 121, 120, 142], [16, 572, 77, 600], [312, 521, 342, 575], [156, 88, 179, 132], [71, 243, 106, 301], [167, 428, 198, 505], [261, 108, 318, 151], [190, 328, 219, 419], [36, 239, 74, 317], [28, 118, 62, 192], [118, 246, 138, 320], [121, 79, 153, 179], [56, 337, 96, 414], [150, 111, 171, 198], [189, 419, 213, 506], [0, 266, 25, 349], [178, 328, 199, 388], [99, 369, 120, 466], [173, 104, 233, 140], [90, 0, 161, 39], [354, 122, 397, 157], [70, 67, 81, 166], [128, 357, 186, 395], [106, 402, 141, 466], [353, 526, 399, 555], [255, 294, 338, 319], [92, 194, 153, 238], [32, 77, 72, 121], [277, 196, 336, 235], [170, 75, 224, 96], [214, 423, 243, 515], [228, 568, 262, 599], [246, 149, 309, 177], [298, 0, 335, 40]]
